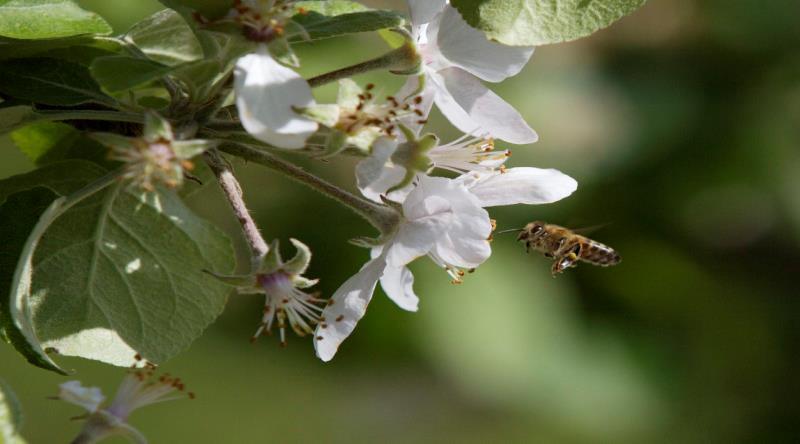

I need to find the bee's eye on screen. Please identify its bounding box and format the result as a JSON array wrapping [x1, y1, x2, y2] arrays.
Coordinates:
[[532, 225, 543, 234]]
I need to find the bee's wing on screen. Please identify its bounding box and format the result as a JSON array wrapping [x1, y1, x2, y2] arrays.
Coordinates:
[[569, 222, 613, 235]]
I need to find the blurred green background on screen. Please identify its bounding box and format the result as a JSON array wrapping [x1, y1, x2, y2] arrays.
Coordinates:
[[2, 0, 799, 442]]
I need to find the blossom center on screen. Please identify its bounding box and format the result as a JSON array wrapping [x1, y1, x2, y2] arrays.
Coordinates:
[[429, 135, 509, 174], [337, 83, 427, 138], [253, 271, 325, 345], [111, 137, 191, 191]]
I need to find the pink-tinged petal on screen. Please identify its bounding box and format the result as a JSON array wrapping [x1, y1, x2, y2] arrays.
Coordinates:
[[386, 195, 453, 267], [380, 265, 419, 312], [58, 381, 104, 412], [465, 167, 578, 207], [314, 256, 386, 362], [407, 0, 446, 26], [234, 48, 318, 149], [437, 6, 534, 82], [434, 67, 538, 144]]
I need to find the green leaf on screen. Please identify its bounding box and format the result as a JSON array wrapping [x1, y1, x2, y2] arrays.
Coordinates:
[[294, 0, 368, 16], [10, 121, 79, 164], [171, 30, 251, 101], [450, 0, 648, 46], [0, 378, 25, 443], [0, 161, 235, 370], [157, 0, 233, 21], [0, 187, 66, 373], [292, 2, 405, 41], [0, 0, 111, 40], [0, 105, 41, 136], [124, 9, 203, 66], [89, 55, 173, 94], [0, 58, 115, 106], [10, 121, 115, 167]]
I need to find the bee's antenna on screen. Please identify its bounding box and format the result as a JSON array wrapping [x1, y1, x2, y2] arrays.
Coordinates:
[[495, 228, 524, 235]]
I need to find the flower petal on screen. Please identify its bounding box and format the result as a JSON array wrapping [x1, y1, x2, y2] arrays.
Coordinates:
[[386, 196, 453, 267], [407, 0, 446, 26], [380, 264, 419, 312], [314, 256, 386, 362], [436, 6, 534, 83], [431, 67, 538, 144], [58, 381, 105, 412], [234, 48, 318, 149], [464, 167, 578, 207], [355, 138, 410, 203]]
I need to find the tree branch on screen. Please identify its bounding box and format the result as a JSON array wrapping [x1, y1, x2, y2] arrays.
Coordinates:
[[204, 149, 269, 268]]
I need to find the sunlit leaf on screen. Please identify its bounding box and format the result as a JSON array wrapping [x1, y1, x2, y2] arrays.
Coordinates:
[[451, 0, 648, 46], [0, 0, 111, 40], [0, 161, 235, 370]]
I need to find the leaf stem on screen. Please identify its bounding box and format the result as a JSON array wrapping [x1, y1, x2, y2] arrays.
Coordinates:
[[204, 149, 269, 269], [307, 42, 420, 88], [219, 142, 399, 234]]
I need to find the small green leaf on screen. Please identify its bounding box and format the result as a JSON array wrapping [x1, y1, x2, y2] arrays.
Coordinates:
[[450, 0, 648, 46], [0, 58, 115, 106], [125, 9, 203, 66], [292, 7, 405, 41], [89, 55, 173, 94], [0, 0, 111, 40], [0, 378, 26, 443], [0, 161, 235, 369]]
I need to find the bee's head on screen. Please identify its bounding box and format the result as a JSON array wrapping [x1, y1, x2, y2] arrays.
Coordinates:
[[518, 221, 545, 241]]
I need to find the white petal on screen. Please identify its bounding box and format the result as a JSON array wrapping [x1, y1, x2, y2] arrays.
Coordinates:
[[58, 381, 105, 412], [407, 0, 446, 26], [380, 265, 419, 312], [314, 256, 386, 362], [407, 175, 492, 268], [355, 138, 411, 203], [234, 48, 318, 149], [385, 196, 453, 267], [433, 67, 538, 144], [430, 205, 492, 268], [436, 6, 534, 82], [465, 167, 578, 207]]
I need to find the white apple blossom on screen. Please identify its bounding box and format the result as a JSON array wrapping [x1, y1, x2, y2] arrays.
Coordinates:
[[55, 360, 193, 444], [229, 1, 318, 149], [402, 0, 538, 144], [314, 168, 577, 361]]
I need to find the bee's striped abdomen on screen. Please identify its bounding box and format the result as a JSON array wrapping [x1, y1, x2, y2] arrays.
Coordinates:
[[578, 240, 621, 267]]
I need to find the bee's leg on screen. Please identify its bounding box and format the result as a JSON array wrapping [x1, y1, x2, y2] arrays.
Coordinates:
[[551, 244, 582, 276]]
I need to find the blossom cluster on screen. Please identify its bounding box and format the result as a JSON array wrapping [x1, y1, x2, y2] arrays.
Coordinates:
[[220, 0, 578, 361]]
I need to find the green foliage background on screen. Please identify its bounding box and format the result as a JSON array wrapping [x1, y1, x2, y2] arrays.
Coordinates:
[[1, 0, 798, 442]]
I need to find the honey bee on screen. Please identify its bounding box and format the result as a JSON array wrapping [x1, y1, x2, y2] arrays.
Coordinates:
[[514, 221, 621, 276]]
